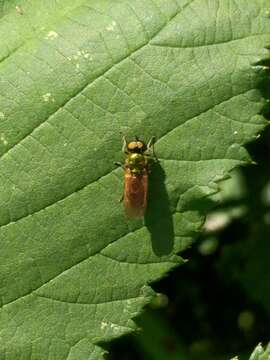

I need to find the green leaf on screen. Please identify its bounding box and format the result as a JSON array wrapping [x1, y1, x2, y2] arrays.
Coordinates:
[[231, 343, 270, 360], [249, 344, 270, 360], [0, 0, 269, 358]]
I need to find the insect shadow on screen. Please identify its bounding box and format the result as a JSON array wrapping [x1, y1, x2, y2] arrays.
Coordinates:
[[145, 161, 174, 256]]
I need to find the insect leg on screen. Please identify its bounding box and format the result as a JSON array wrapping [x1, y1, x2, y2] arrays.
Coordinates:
[[122, 136, 129, 154], [114, 161, 125, 169], [147, 136, 155, 148], [114, 162, 125, 202]]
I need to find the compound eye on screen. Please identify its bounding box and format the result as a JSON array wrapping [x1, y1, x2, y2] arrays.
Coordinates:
[[137, 141, 146, 151], [127, 141, 138, 151]]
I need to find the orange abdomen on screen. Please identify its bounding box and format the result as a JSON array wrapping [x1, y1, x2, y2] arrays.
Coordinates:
[[124, 168, 148, 218]]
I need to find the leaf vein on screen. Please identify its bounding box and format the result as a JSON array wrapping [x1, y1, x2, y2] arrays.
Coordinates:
[[151, 33, 270, 49], [0, 226, 146, 310], [0, 88, 254, 229], [33, 292, 147, 306], [0, 5, 185, 162], [99, 252, 180, 266]]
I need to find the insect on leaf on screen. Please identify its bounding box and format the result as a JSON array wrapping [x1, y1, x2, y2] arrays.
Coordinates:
[[0, 0, 269, 358]]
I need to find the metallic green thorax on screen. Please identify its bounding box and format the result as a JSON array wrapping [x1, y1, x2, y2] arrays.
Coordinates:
[[126, 153, 148, 174]]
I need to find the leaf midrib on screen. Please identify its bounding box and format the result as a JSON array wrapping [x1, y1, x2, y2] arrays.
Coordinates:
[[0, 223, 177, 310], [0, 2, 184, 157], [0, 0, 263, 230], [0, 87, 256, 229]]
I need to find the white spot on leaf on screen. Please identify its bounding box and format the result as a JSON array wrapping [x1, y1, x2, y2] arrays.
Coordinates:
[[0, 134, 8, 145], [15, 5, 23, 14], [83, 53, 90, 59], [42, 93, 55, 102], [106, 21, 117, 32], [45, 31, 58, 40], [109, 323, 122, 334], [101, 321, 108, 330], [0, 112, 5, 119]]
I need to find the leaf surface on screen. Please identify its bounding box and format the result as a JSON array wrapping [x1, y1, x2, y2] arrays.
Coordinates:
[[0, 0, 269, 358]]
